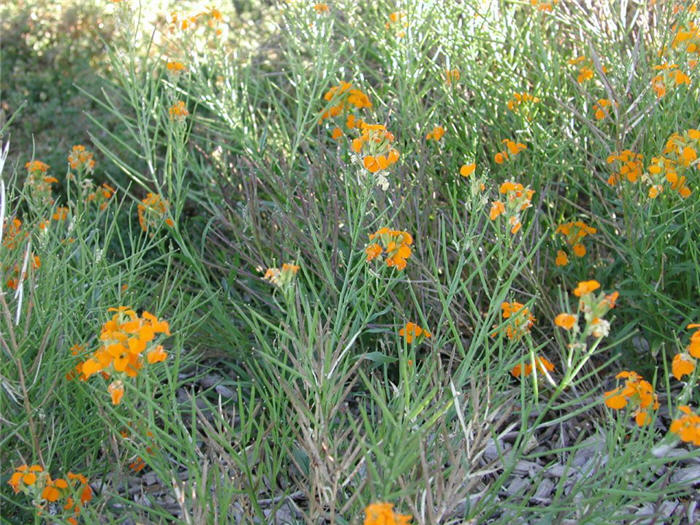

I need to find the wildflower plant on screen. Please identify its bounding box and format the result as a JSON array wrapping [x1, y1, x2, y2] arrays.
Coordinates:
[[555, 220, 597, 265], [604, 371, 660, 427], [489, 181, 535, 234], [77, 307, 170, 405]]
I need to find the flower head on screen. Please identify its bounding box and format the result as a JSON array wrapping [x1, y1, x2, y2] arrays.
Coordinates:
[[169, 100, 189, 121], [604, 371, 659, 426], [364, 502, 412, 525], [670, 405, 700, 446], [399, 322, 431, 343], [138, 193, 174, 233], [366, 228, 413, 271]]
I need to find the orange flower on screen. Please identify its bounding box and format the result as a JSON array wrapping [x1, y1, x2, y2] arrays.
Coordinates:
[[25, 160, 50, 174], [672, 353, 695, 380], [444, 68, 460, 85], [511, 355, 554, 379], [426, 125, 445, 141], [555, 250, 569, 267], [108, 381, 125, 405], [169, 100, 189, 121], [331, 127, 343, 140], [554, 313, 577, 330], [364, 502, 412, 525], [489, 200, 505, 220], [263, 262, 300, 288], [670, 406, 700, 446], [313, 3, 329, 13], [399, 322, 431, 343], [365, 243, 382, 262], [573, 280, 600, 297], [459, 163, 476, 177], [147, 345, 168, 364]]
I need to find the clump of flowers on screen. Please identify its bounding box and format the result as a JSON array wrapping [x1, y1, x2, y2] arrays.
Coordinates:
[[494, 139, 527, 164], [489, 181, 535, 234], [671, 20, 699, 67], [670, 405, 700, 446], [8, 465, 93, 524], [651, 63, 691, 98], [25, 160, 57, 206], [399, 322, 431, 343], [555, 280, 618, 339], [351, 122, 400, 189], [364, 502, 412, 525], [365, 228, 413, 271], [555, 220, 597, 266], [76, 307, 170, 405], [2, 217, 27, 250], [169, 100, 189, 121], [645, 129, 698, 199], [138, 193, 174, 234], [263, 263, 300, 289], [318, 81, 372, 133], [671, 323, 700, 380], [511, 355, 555, 379], [444, 68, 460, 85], [313, 3, 329, 13], [385, 11, 408, 38], [604, 371, 659, 426], [593, 98, 615, 120], [606, 150, 643, 186], [495, 301, 535, 340], [530, 0, 559, 11], [169, 7, 223, 36], [506, 92, 540, 114], [567, 55, 608, 83], [425, 125, 445, 141], [166, 60, 187, 78], [85, 182, 115, 211], [67, 145, 95, 174]]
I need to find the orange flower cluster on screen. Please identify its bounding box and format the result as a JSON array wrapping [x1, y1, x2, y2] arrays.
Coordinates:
[[604, 371, 659, 427], [511, 355, 555, 379], [670, 405, 700, 446], [4, 255, 41, 291], [444, 68, 460, 85], [85, 182, 115, 211], [169, 100, 189, 121], [671, 20, 699, 66], [530, 0, 559, 11], [166, 60, 187, 77], [399, 322, 431, 343], [651, 63, 691, 98], [319, 81, 372, 130], [263, 263, 300, 288], [76, 307, 170, 405], [671, 323, 700, 380], [68, 145, 95, 173], [606, 150, 643, 186], [506, 92, 540, 112], [646, 129, 698, 199], [352, 122, 400, 176], [313, 3, 329, 13], [425, 125, 445, 141], [556, 280, 618, 338], [489, 181, 535, 234], [593, 98, 615, 120], [494, 139, 527, 164], [138, 193, 175, 233], [2, 217, 27, 250], [8, 465, 92, 524], [496, 301, 535, 341], [170, 7, 223, 34], [385, 11, 408, 38], [25, 160, 57, 206], [364, 502, 411, 525], [567, 56, 598, 83], [555, 220, 597, 266], [365, 228, 413, 271]]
